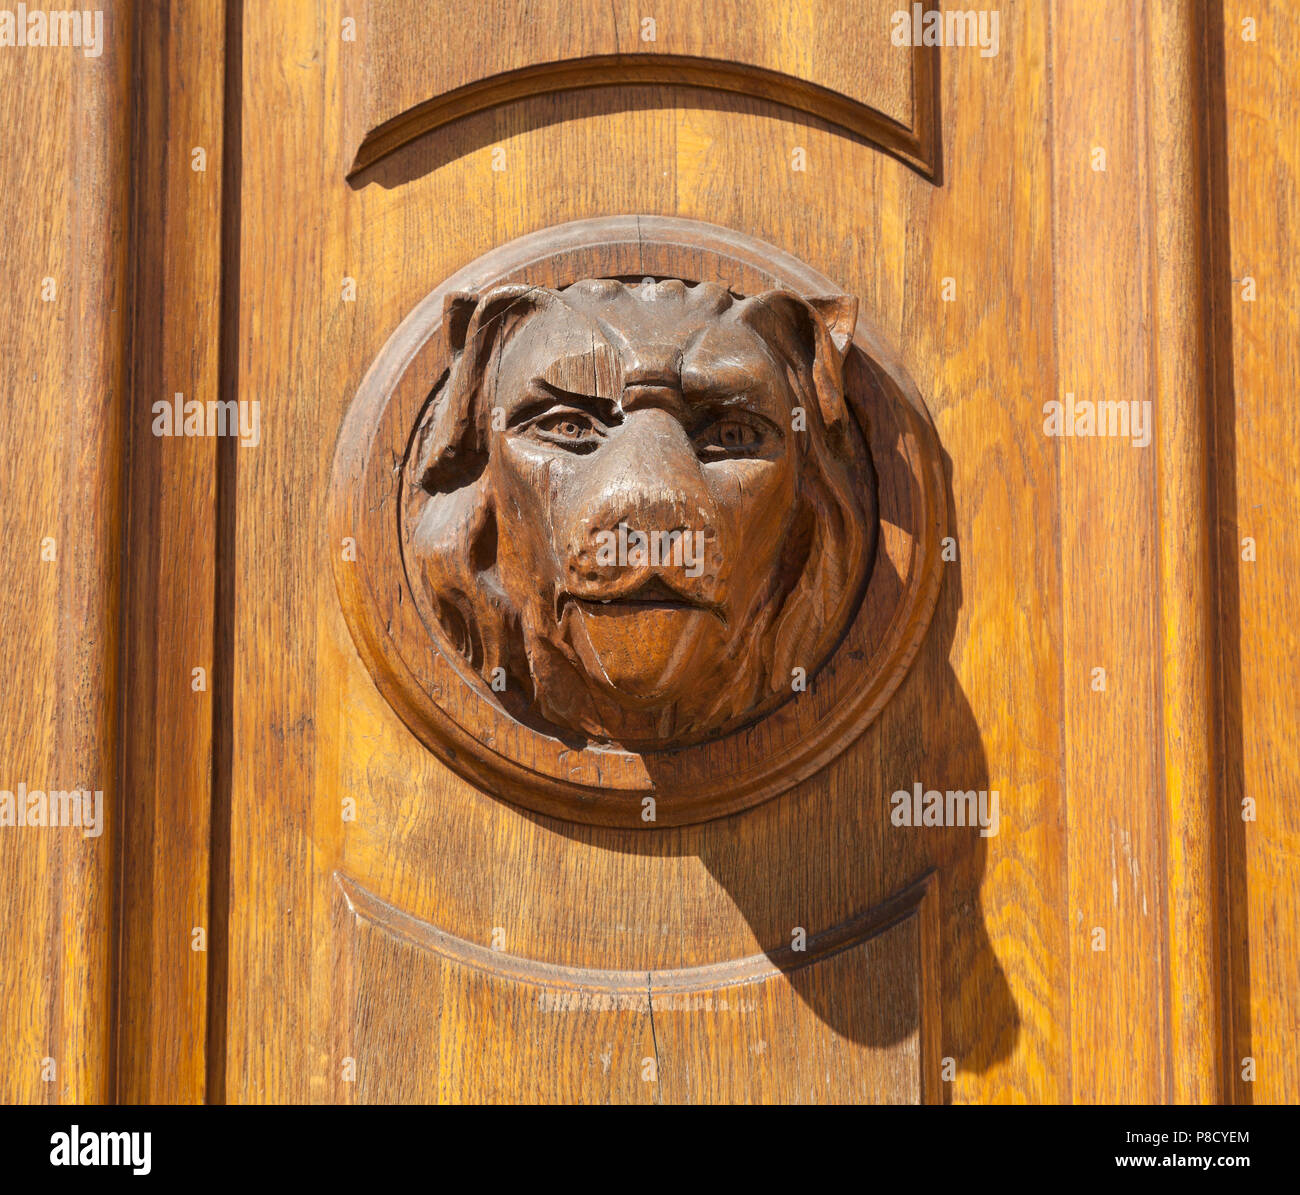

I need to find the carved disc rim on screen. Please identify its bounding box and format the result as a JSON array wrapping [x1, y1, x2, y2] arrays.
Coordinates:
[[329, 215, 946, 828]]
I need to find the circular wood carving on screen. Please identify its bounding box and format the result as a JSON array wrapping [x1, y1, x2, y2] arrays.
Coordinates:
[[329, 216, 946, 828]]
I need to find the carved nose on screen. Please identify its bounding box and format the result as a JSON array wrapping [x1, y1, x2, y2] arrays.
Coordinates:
[[592, 408, 709, 533]]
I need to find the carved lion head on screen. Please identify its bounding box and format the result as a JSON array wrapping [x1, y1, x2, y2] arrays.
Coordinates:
[[403, 277, 877, 747]]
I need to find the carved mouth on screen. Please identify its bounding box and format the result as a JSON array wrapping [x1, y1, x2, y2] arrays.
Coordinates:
[[562, 577, 724, 623]]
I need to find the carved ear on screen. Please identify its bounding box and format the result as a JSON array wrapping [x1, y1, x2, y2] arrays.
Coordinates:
[[453, 283, 552, 359], [416, 284, 556, 493], [742, 290, 857, 435], [443, 284, 543, 354], [443, 291, 479, 354], [805, 294, 858, 360]]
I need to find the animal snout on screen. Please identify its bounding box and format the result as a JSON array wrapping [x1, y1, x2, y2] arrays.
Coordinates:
[[562, 408, 718, 588]]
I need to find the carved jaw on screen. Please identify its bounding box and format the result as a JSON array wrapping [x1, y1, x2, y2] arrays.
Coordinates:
[[513, 563, 796, 748], [525, 615, 754, 749], [560, 575, 723, 703], [506, 563, 735, 745]]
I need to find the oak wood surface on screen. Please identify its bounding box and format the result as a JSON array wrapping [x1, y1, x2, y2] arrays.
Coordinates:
[[329, 216, 947, 827], [114, 0, 228, 1106], [1221, 0, 1300, 1107], [345, 0, 936, 177], [219, 0, 1292, 1105], [231, 0, 1047, 1103], [1, 0, 1296, 1107], [0, 1, 132, 1104]]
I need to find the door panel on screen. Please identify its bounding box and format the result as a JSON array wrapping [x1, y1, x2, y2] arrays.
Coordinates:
[[226, 0, 990, 1105], [214, 0, 1284, 1104], [335, 872, 937, 1103], [0, 4, 131, 1104], [343, 0, 936, 177]]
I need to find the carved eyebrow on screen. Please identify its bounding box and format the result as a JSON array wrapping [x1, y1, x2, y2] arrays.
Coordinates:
[[537, 347, 622, 398], [683, 361, 772, 400], [508, 382, 621, 427]]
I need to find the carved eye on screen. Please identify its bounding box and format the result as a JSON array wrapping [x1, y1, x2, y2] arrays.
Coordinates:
[[526, 409, 605, 451], [694, 416, 766, 459]]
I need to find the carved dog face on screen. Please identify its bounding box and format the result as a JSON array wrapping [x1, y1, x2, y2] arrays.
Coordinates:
[[404, 278, 876, 747]]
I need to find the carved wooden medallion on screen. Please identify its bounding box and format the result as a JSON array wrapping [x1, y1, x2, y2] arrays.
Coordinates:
[[330, 216, 946, 827]]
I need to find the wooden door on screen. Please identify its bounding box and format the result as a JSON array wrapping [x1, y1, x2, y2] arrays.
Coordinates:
[[2, 0, 1297, 1107]]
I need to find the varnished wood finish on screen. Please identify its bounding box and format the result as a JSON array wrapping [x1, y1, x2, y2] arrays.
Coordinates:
[[333, 870, 939, 1103], [1150, 0, 1226, 1106], [331, 217, 946, 826], [115, 0, 229, 1105], [0, 2, 132, 1104], [2, 0, 1298, 1107], [349, 53, 940, 182], [1052, 0, 1178, 1106], [345, 0, 939, 179], [1220, 0, 1300, 1107]]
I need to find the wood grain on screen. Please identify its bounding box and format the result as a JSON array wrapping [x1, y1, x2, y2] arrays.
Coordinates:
[[2, 0, 1295, 1107], [345, 0, 937, 178], [1149, 0, 1227, 1106], [333, 870, 936, 1103], [115, 0, 228, 1105], [0, 1, 132, 1104], [1220, 0, 1300, 1107], [227, 0, 1017, 1104]]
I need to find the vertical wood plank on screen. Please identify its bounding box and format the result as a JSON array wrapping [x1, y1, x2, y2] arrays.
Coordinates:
[[223, 0, 325, 1104], [0, 1, 133, 1103], [1052, 0, 1170, 1103], [1221, 0, 1300, 1107], [1147, 0, 1228, 1105], [115, 0, 227, 1104]]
